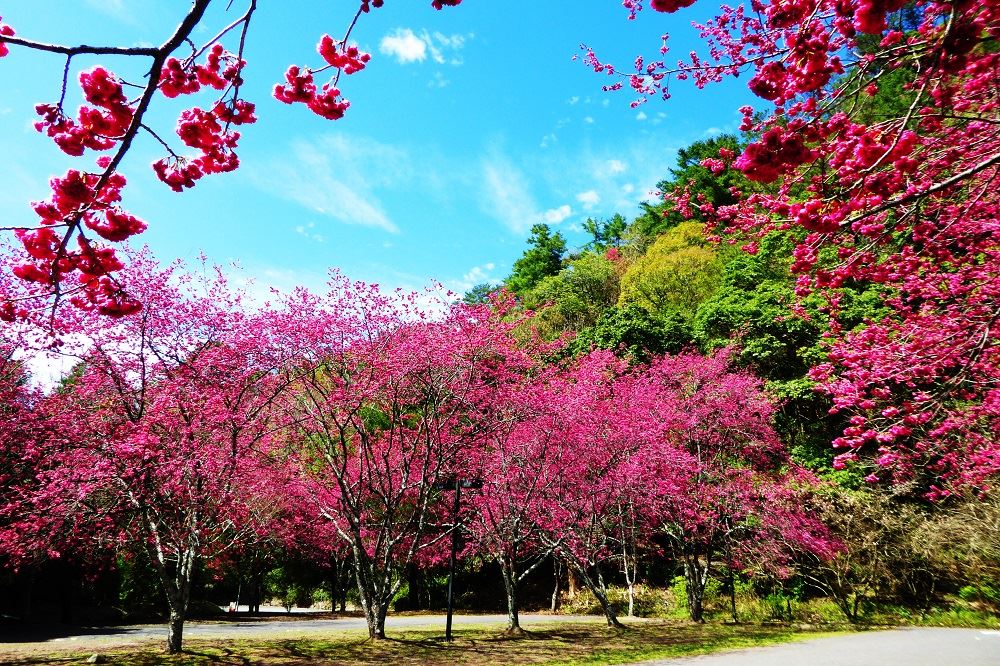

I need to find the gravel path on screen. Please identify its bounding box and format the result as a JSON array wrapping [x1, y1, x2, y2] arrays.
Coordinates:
[[633, 627, 1000, 665]]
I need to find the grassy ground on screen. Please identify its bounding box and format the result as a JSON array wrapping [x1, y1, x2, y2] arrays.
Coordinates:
[[0, 621, 843, 666]]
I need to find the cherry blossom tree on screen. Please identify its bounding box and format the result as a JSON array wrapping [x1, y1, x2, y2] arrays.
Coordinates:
[[589, 0, 999, 492], [466, 364, 575, 633], [0, 255, 299, 653], [280, 278, 533, 639], [618, 352, 834, 622], [523, 348, 834, 624]]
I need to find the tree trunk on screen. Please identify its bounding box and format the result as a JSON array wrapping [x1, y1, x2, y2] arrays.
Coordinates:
[[501, 556, 522, 633], [567, 567, 578, 599], [356, 583, 384, 638], [151, 546, 194, 654], [353, 550, 389, 639], [684, 558, 708, 623], [166, 609, 185, 654], [567, 559, 623, 628], [729, 569, 738, 623], [550, 559, 562, 613], [330, 556, 341, 613]]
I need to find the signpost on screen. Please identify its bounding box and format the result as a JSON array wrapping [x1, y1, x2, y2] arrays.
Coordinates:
[[434, 476, 483, 641]]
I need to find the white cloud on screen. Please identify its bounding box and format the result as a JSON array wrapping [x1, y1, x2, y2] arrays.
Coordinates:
[[568, 96, 580, 105], [380, 28, 428, 63], [604, 159, 628, 175], [447, 262, 498, 294], [252, 134, 408, 233], [429, 71, 450, 88], [543, 204, 572, 224], [584, 116, 595, 125], [295, 221, 325, 243], [576, 190, 601, 210], [379, 28, 472, 66], [83, 0, 139, 24], [481, 151, 574, 234], [636, 111, 648, 121], [482, 157, 539, 235]]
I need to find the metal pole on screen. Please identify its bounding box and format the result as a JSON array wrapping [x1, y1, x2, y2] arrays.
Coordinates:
[[445, 477, 461, 641]]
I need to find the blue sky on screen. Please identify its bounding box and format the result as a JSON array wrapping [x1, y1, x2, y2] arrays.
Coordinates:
[[0, 1, 755, 300]]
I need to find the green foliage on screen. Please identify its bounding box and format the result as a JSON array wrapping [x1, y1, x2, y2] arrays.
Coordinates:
[[958, 584, 1000, 605], [115, 555, 165, 620], [631, 135, 749, 240], [265, 562, 324, 612], [571, 304, 694, 364], [520, 252, 619, 338], [692, 231, 887, 476], [462, 282, 498, 305], [583, 214, 627, 251], [619, 222, 722, 317], [506, 223, 567, 295]]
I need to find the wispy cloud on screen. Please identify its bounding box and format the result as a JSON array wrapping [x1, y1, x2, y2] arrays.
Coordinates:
[[482, 157, 539, 235], [295, 222, 325, 243], [446, 262, 498, 294], [379, 28, 472, 66], [602, 159, 628, 176], [251, 134, 409, 233], [84, 0, 126, 18], [428, 71, 451, 88], [480, 151, 574, 234], [480, 134, 681, 238]]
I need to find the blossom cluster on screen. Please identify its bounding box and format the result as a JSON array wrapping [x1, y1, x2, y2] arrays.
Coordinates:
[[0, 15, 15, 58], [159, 44, 245, 98], [13, 165, 143, 315], [152, 99, 256, 192], [33, 67, 134, 157], [273, 34, 373, 121]]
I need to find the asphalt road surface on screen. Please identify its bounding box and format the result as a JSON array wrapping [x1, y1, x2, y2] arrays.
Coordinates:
[[0, 613, 601, 652], [635, 627, 1000, 665], [2, 615, 998, 665]]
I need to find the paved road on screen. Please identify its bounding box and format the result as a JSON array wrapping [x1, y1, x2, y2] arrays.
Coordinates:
[[3, 617, 998, 665], [634, 627, 1000, 665]]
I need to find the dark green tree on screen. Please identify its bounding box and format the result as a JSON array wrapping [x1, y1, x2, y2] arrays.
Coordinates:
[[632, 135, 749, 239], [505, 224, 567, 295], [693, 232, 888, 477], [462, 282, 498, 305], [582, 214, 627, 251]]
